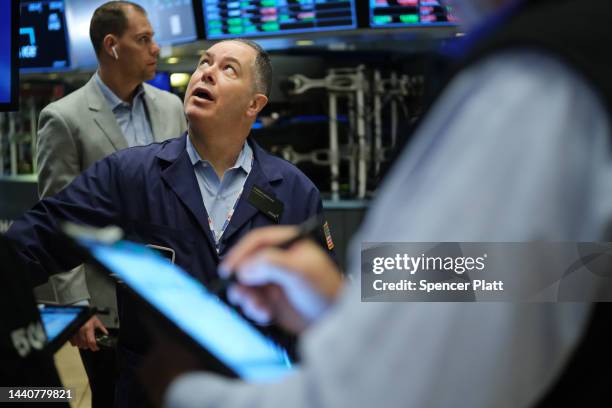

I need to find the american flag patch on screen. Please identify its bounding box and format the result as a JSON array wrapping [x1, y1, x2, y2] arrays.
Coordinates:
[[323, 221, 334, 251]]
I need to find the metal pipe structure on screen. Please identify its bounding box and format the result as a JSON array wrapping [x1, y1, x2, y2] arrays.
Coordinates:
[[9, 113, 17, 176], [328, 92, 340, 201], [373, 70, 383, 175], [29, 97, 37, 174], [287, 70, 362, 201], [283, 66, 418, 199], [355, 68, 367, 199], [347, 93, 356, 197], [273, 146, 332, 166], [390, 72, 399, 148]]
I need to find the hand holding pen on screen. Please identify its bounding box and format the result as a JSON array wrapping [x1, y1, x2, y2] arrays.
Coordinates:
[[209, 215, 324, 295], [212, 216, 344, 334]]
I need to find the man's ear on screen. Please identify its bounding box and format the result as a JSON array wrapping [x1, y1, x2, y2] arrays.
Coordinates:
[[102, 34, 118, 60], [246, 94, 268, 118]]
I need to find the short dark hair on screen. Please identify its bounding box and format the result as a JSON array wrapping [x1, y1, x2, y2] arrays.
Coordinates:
[[220, 39, 273, 98], [89, 1, 146, 56]]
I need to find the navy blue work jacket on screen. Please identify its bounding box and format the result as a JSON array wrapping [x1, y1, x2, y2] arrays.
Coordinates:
[[7, 133, 324, 352]]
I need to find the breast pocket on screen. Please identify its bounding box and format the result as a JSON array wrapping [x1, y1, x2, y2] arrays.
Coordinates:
[[125, 221, 195, 272]]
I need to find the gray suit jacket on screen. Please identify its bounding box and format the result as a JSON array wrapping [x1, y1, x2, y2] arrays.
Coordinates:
[[35, 76, 187, 328]]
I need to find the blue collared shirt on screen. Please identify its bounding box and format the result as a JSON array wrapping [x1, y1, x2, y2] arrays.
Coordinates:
[[94, 72, 153, 147], [186, 135, 253, 246]]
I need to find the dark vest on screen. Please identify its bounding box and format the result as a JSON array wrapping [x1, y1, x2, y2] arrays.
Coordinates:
[[382, 0, 612, 181], [435, 1, 612, 406], [459, 0, 612, 116]]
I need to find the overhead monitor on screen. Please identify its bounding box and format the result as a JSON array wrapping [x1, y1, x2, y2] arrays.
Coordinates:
[[145, 0, 198, 45], [19, 0, 71, 72], [203, 0, 357, 40], [369, 0, 458, 28], [66, 0, 198, 69], [0, 0, 19, 111]]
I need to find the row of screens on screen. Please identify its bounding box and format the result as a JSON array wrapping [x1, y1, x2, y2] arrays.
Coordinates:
[[19, 0, 457, 71]]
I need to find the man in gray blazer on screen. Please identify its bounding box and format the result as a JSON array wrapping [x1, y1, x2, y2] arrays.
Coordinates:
[[35, 2, 186, 406]]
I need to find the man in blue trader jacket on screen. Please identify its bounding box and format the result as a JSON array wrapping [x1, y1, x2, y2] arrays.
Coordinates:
[[6, 39, 328, 408]]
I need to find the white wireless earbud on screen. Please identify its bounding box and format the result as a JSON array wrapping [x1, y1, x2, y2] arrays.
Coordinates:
[[111, 45, 119, 60]]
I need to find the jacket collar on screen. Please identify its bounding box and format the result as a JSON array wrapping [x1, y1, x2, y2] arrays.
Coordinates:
[[86, 74, 166, 145], [156, 132, 283, 182], [184, 133, 253, 175], [86, 76, 128, 151], [142, 83, 166, 142], [93, 71, 145, 110], [225, 135, 284, 243], [156, 132, 284, 248]]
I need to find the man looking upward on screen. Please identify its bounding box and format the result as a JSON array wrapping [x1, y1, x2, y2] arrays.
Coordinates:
[[7, 38, 330, 408]]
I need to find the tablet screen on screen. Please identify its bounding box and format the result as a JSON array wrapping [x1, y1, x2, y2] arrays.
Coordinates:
[[80, 239, 293, 382], [39, 306, 84, 342]]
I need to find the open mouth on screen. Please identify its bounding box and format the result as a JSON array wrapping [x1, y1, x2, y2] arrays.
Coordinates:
[[193, 88, 215, 102]]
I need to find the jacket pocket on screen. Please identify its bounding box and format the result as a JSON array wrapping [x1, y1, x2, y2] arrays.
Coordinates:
[[125, 221, 195, 272]]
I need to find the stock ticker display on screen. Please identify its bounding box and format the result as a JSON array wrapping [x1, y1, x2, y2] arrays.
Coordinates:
[[370, 0, 458, 27], [203, 0, 357, 39], [19, 0, 70, 71]]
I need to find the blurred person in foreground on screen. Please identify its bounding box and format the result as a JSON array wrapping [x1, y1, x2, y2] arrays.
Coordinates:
[[140, 0, 612, 407]]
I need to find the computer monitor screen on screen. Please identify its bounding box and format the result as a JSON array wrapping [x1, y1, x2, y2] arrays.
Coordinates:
[[66, 0, 198, 68], [203, 0, 357, 39], [39, 306, 84, 342], [38, 305, 91, 352], [0, 0, 19, 111], [146, 71, 171, 91], [369, 0, 458, 28], [149, 0, 198, 44], [19, 0, 71, 71]]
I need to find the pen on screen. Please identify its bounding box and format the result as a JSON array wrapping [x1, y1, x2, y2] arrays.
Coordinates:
[[209, 215, 322, 296]]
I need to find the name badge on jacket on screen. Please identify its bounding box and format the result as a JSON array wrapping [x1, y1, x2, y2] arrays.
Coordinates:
[[247, 185, 284, 223]]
